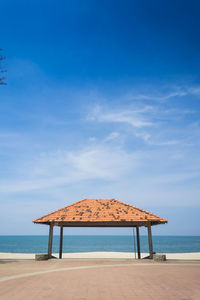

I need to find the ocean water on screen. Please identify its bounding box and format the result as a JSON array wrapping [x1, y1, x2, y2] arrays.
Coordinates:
[[0, 235, 200, 254]]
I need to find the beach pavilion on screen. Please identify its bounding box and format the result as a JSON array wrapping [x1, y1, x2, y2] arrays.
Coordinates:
[[33, 198, 167, 259]]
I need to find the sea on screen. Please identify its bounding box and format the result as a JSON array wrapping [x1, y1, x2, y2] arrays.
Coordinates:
[[0, 235, 200, 254]]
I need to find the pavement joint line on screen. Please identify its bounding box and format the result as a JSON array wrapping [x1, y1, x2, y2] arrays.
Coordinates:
[[0, 263, 199, 283]]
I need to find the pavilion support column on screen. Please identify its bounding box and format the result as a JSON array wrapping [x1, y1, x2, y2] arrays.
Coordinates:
[[147, 224, 153, 259], [59, 226, 63, 259], [136, 226, 141, 259], [48, 223, 54, 259]]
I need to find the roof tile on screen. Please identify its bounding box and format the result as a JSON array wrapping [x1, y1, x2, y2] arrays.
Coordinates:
[[33, 198, 167, 225]]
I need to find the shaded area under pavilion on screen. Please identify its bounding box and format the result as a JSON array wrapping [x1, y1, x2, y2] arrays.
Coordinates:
[[33, 198, 168, 259]]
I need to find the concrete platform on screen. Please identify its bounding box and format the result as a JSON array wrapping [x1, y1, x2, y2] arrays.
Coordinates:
[[0, 259, 200, 299]]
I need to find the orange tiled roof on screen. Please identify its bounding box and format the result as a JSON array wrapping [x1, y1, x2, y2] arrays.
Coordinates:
[[33, 198, 167, 226]]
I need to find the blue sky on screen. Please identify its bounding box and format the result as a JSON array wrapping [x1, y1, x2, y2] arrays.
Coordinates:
[[0, 0, 200, 235]]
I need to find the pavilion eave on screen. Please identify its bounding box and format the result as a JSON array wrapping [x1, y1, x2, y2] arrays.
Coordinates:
[[33, 220, 167, 227]]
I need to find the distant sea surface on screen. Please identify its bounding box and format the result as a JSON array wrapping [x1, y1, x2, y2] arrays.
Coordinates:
[[0, 236, 200, 254]]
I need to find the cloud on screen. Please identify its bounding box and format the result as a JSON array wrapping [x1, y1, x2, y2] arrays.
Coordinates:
[[130, 90, 187, 102], [188, 86, 200, 96], [104, 131, 120, 141], [88, 105, 153, 128], [126, 84, 200, 103], [134, 131, 180, 146], [87, 86, 200, 147], [0, 145, 139, 193], [134, 131, 151, 142], [68, 146, 138, 178]]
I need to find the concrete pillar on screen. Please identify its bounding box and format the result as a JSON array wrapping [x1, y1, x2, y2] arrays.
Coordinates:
[[48, 223, 53, 259], [136, 226, 141, 259], [147, 224, 153, 259], [59, 226, 63, 259]]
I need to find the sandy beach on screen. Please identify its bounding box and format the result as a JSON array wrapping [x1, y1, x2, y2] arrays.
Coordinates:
[[0, 251, 200, 260]]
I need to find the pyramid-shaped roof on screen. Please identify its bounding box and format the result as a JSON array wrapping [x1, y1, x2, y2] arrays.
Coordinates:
[[33, 198, 167, 227]]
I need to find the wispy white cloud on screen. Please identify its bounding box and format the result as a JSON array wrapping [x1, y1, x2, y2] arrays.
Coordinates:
[[125, 84, 200, 103], [130, 90, 188, 102], [134, 131, 180, 146], [87, 86, 200, 147], [88, 104, 153, 128], [188, 86, 200, 96], [0, 145, 139, 193], [67, 146, 138, 179], [134, 131, 151, 143], [104, 131, 120, 141]]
